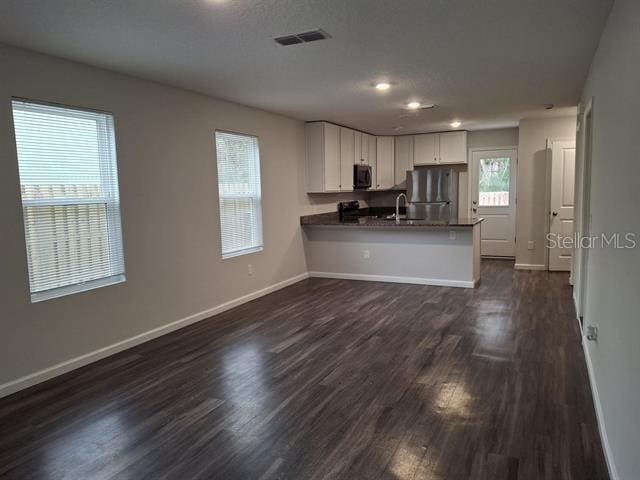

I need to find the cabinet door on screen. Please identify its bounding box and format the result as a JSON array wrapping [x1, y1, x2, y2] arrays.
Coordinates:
[[413, 133, 439, 165], [439, 131, 468, 164], [339, 127, 355, 191], [360, 133, 369, 165], [376, 136, 395, 189], [368, 135, 378, 189], [354, 131, 362, 165], [394, 136, 413, 188], [323, 123, 341, 191]]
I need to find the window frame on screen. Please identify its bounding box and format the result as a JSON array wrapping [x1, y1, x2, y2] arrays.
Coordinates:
[[214, 129, 264, 260], [11, 98, 126, 303]]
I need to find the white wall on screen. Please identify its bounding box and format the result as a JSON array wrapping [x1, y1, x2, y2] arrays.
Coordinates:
[[515, 116, 576, 268], [573, 0, 640, 477], [468, 127, 519, 150], [0, 43, 318, 390]]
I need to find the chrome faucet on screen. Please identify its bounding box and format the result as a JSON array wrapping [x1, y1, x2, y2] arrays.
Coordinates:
[[395, 193, 407, 223]]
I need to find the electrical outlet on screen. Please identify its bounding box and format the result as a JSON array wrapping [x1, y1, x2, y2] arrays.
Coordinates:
[[449, 230, 457, 240], [527, 241, 535, 251], [247, 264, 254, 276], [363, 249, 370, 259], [586, 325, 598, 341]]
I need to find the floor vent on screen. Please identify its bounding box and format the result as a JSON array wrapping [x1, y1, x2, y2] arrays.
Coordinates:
[[274, 29, 330, 46]]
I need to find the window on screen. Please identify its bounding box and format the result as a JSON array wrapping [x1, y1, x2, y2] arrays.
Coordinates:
[[12, 99, 125, 302], [478, 157, 510, 206], [215, 131, 263, 259]]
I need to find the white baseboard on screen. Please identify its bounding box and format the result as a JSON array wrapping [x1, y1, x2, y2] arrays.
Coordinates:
[[309, 271, 475, 288], [572, 289, 585, 333], [582, 338, 619, 480], [514, 263, 546, 270], [0, 272, 309, 399]]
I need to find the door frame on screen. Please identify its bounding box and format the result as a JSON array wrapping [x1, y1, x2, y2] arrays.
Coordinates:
[[544, 137, 576, 271], [467, 146, 519, 216], [468, 146, 518, 257], [576, 97, 594, 327]]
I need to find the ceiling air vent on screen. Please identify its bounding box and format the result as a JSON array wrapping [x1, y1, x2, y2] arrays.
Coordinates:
[[274, 35, 303, 46], [274, 29, 330, 46]]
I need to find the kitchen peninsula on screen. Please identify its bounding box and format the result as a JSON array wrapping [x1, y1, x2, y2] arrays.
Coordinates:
[[301, 209, 483, 288]]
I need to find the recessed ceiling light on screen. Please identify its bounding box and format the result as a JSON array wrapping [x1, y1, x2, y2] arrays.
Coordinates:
[[407, 102, 421, 110], [450, 121, 462, 128], [375, 83, 390, 91], [392, 126, 404, 131]]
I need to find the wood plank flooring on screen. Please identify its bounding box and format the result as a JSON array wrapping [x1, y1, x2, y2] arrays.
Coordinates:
[[0, 260, 609, 479]]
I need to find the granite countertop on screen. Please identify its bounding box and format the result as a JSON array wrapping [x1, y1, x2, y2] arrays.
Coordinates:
[[300, 208, 483, 228]]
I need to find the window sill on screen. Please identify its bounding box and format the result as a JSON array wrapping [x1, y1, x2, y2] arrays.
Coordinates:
[[31, 274, 126, 303], [222, 246, 263, 260]]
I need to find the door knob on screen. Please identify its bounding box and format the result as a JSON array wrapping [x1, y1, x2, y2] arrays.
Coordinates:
[[552, 211, 558, 216], [472, 200, 477, 205], [472, 208, 477, 213]]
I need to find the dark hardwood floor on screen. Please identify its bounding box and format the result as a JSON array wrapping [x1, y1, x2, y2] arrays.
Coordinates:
[[0, 260, 609, 479]]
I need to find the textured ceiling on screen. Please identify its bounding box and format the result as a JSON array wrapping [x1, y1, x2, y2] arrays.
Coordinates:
[[0, 0, 612, 134]]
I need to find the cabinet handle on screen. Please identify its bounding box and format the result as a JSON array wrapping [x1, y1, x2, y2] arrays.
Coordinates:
[[434, 157, 437, 162]]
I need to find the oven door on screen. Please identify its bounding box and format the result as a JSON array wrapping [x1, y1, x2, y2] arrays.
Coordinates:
[[353, 165, 372, 189]]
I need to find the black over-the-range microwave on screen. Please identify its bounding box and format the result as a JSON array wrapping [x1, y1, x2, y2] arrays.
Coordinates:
[[353, 164, 372, 190]]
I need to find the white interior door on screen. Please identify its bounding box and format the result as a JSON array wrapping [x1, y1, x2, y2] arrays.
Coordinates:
[[471, 149, 517, 257], [549, 140, 576, 271]]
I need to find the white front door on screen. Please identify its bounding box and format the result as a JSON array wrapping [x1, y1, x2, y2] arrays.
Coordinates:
[[549, 140, 576, 271], [471, 149, 517, 257]]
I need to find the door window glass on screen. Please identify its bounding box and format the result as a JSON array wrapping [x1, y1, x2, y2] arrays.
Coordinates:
[[479, 157, 510, 206]]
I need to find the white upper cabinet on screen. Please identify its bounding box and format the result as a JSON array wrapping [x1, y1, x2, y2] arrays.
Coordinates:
[[394, 136, 414, 188], [306, 123, 466, 193], [368, 134, 378, 188], [360, 133, 370, 165], [414, 131, 467, 165], [413, 133, 439, 165], [354, 131, 362, 165], [306, 123, 379, 192], [376, 136, 394, 190], [339, 127, 355, 191], [305, 122, 341, 192], [439, 131, 467, 164]]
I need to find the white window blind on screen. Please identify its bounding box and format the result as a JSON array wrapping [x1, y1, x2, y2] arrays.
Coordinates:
[[12, 99, 125, 302], [215, 131, 263, 259]]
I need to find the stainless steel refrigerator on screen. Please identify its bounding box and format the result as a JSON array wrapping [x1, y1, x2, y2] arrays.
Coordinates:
[[405, 167, 458, 220]]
